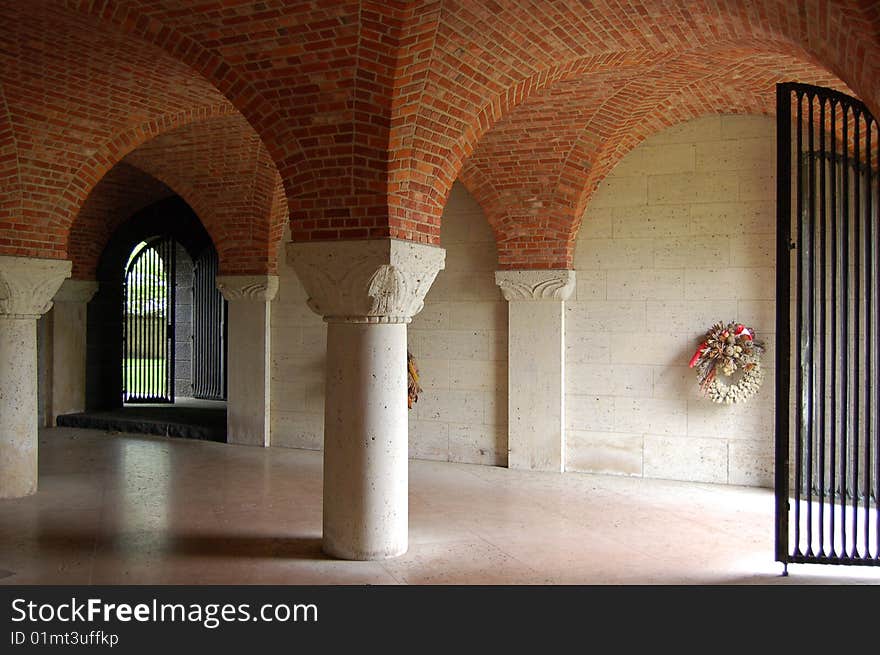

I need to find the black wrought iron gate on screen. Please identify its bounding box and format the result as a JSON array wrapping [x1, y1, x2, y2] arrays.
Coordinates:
[[776, 82, 879, 568], [123, 237, 175, 403], [192, 246, 227, 400]]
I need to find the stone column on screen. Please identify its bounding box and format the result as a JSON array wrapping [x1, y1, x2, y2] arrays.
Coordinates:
[[216, 275, 279, 447], [0, 256, 72, 498], [495, 269, 575, 472], [48, 280, 98, 423], [289, 239, 445, 560]]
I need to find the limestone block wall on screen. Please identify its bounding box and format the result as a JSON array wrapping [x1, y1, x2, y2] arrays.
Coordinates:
[[566, 114, 777, 486], [269, 237, 326, 450], [407, 183, 508, 465], [269, 183, 508, 465]]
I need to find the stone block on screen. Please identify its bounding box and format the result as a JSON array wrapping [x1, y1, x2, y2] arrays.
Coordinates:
[[727, 440, 774, 487], [606, 269, 683, 300], [572, 270, 606, 301], [448, 423, 506, 466], [567, 363, 652, 397], [449, 301, 505, 330], [643, 434, 728, 484], [565, 331, 612, 364], [640, 143, 696, 174], [410, 329, 489, 360], [612, 204, 691, 238], [644, 300, 740, 336], [271, 412, 324, 450], [408, 419, 449, 461], [614, 397, 687, 436], [695, 138, 774, 173], [566, 430, 644, 476], [720, 115, 774, 140], [647, 172, 739, 205], [684, 268, 775, 300], [410, 301, 449, 330], [730, 233, 775, 267], [610, 331, 692, 366], [576, 238, 655, 270], [449, 359, 506, 392], [591, 175, 648, 208], [689, 201, 774, 236], [654, 235, 729, 268], [416, 389, 484, 424], [569, 300, 647, 332], [565, 395, 615, 432], [686, 398, 774, 441], [444, 243, 498, 272]]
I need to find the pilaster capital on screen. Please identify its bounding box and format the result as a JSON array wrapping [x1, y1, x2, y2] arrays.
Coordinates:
[[216, 275, 279, 302], [494, 269, 576, 302], [53, 279, 99, 304], [287, 239, 446, 324], [0, 256, 72, 318]]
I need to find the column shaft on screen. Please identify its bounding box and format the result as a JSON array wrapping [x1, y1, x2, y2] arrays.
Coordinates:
[[323, 321, 408, 559], [217, 276, 278, 447], [0, 316, 39, 497], [49, 281, 98, 423], [0, 256, 71, 498], [508, 300, 566, 471], [289, 239, 445, 560], [496, 269, 575, 473]]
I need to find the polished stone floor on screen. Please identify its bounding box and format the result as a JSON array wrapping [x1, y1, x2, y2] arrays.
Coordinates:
[[1, 427, 878, 585]]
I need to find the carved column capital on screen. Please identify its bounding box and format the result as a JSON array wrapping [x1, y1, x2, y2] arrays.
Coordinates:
[[53, 279, 99, 304], [216, 275, 279, 302], [287, 239, 446, 324], [0, 256, 72, 318], [494, 269, 576, 302]]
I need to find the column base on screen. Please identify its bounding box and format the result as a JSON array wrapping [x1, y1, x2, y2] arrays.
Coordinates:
[[322, 540, 408, 561]]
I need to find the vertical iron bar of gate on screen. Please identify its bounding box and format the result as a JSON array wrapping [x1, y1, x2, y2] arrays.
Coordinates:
[[853, 109, 861, 555], [841, 102, 851, 557], [194, 256, 201, 397], [807, 93, 816, 556], [796, 91, 805, 556], [818, 96, 827, 556], [775, 84, 792, 565], [859, 115, 880, 557], [829, 98, 838, 556], [169, 239, 176, 402], [865, 117, 880, 560]]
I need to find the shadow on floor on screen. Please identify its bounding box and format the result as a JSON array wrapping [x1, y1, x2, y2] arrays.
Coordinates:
[[35, 530, 326, 561]]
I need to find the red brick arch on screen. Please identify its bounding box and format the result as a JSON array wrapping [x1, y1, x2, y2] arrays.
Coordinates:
[[3, 0, 878, 266], [389, 0, 879, 248], [63, 0, 402, 244], [458, 42, 854, 268], [68, 114, 287, 279]]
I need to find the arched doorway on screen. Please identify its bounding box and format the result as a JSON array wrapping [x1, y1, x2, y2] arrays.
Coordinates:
[[123, 236, 175, 403], [121, 235, 227, 404], [56, 196, 229, 441]]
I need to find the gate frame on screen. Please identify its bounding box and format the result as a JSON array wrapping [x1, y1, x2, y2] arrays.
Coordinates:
[[775, 81, 879, 571]]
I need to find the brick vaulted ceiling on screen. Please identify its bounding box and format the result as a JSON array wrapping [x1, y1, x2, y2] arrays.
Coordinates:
[[0, 0, 878, 272]]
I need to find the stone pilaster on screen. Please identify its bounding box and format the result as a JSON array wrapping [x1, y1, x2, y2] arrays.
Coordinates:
[[0, 256, 72, 498], [48, 280, 99, 423], [216, 275, 279, 448], [495, 269, 575, 473], [288, 239, 445, 560]]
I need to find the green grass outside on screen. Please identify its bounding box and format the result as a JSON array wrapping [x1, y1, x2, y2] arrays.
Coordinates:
[[124, 357, 167, 397]]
